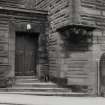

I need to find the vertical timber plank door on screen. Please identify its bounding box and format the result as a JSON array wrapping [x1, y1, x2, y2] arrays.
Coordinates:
[[15, 33, 25, 75], [15, 32, 38, 76], [100, 53, 105, 96]]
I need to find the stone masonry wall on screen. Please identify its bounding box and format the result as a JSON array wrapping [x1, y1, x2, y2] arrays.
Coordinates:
[[58, 0, 96, 94], [36, 0, 105, 95], [0, 18, 10, 87], [0, 0, 36, 9], [47, 0, 73, 84], [36, 0, 94, 91], [0, 2, 48, 87], [36, 0, 73, 83], [80, 0, 105, 94], [35, 0, 48, 10]]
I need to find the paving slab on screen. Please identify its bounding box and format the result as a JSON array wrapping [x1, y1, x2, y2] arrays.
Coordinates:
[[0, 94, 104, 105]]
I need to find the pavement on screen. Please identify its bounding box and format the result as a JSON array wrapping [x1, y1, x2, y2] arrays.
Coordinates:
[[0, 94, 105, 105]]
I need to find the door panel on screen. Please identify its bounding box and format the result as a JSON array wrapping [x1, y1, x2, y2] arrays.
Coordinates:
[[15, 34, 25, 75], [24, 51, 35, 75], [15, 32, 38, 76], [16, 50, 24, 75], [100, 53, 105, 96]]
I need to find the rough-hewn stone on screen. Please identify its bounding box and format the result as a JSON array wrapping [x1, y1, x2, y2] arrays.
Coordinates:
[[35, 0, 102, 95], [0, 5, 48, 87], [0, 0, 105, 96], [0, 0, 36, 9]]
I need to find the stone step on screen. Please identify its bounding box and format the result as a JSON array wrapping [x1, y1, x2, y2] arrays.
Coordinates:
[[16, 76, 36, 79], [0, 91, 88, 96], [0, 87, 70, 92], [3, 76, 77, 96], [15, 82, 57, 88], [15, 78, 39, 83]]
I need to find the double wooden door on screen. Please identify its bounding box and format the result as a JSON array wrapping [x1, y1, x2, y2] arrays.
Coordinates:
[[15, 32, 38, 76]]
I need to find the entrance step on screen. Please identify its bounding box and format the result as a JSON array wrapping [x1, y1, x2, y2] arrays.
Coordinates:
[[16, 76, 36, 79], [15, 82, 57, 88], [0, 76, 88, 96], [15, 78, 39, 83], [0, 91, 88, 96], [0, 87, 70, 92]]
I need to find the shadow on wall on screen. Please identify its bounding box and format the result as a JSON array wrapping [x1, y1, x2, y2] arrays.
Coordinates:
[[57, 28, 93, 93], [59, 28, 93, 57]]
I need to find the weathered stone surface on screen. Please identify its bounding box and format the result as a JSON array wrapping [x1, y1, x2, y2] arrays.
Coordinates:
[[35, 0, 99, 95], [0, 2, 48, 87], [1, 0, 105, 95], [0, 0, 36, 9], [35, 0, 48, 10]]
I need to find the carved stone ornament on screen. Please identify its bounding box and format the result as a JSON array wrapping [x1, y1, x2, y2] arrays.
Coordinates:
[[57, 25, 96, 45]]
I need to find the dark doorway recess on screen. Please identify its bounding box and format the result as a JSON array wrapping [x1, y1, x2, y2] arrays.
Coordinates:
[[15, 31, 39, 76], [100, 53, 105, 96]]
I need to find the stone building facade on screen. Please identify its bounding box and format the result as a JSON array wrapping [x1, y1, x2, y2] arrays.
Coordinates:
[[0, 0, 48, 89], [0, 0, 105, 96], [36, 0, 105, 96]]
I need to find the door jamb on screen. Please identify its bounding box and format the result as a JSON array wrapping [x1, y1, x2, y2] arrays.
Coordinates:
[[97, 59, 101, 96]]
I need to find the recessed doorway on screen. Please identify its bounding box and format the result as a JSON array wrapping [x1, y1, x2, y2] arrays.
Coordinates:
[[99, 53, 105, 96], [15, 31, 39, 76]]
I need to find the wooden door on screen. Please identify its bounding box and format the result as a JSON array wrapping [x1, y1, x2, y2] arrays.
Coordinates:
[[100, 53, 105, 96], [15, 32, 38, 76]]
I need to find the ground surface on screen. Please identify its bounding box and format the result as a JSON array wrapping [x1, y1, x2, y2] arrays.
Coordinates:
[[0, 94, 104, 105]]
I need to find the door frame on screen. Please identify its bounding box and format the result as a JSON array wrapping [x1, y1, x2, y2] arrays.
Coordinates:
[[15, 31, 39, 76], [9, 21, 41, 78], [9, 17, 47, 80]]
